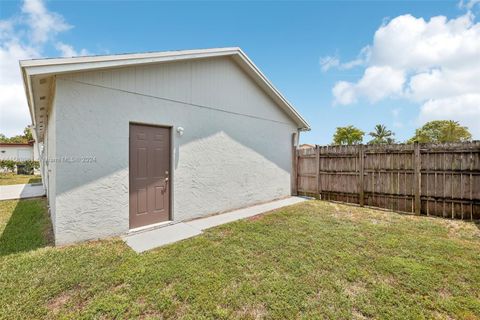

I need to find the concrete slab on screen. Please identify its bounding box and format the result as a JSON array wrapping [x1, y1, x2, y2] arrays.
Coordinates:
[[186, 197, 307, 231], [123, 197, 308, 253], [123, 222, 202, 253], [0, 183, 46, 201]]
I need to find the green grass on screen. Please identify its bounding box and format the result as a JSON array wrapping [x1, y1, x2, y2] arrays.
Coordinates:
[[0, 199, 479, 319], [0, 173, 42, 186]]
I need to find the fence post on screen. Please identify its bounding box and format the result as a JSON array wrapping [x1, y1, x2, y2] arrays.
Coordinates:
[[359, 144, 365, 206], [414, 142, 421, 215], [291, 132, 298, 196]]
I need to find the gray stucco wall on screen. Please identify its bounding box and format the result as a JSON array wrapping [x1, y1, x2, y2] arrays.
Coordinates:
[[51, 57, 299, 245]]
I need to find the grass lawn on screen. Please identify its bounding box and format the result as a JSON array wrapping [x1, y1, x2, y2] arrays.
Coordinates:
[[0, 199, 479, 319], [0, 173, 42, 186]]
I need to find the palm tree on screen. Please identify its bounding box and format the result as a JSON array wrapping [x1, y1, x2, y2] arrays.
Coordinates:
[[441, 120, 472, 142], [368, 124, 395, 144]]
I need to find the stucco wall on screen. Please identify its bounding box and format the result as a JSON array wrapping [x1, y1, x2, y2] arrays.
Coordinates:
[[33, 141, 40, 161], [45, 98, 57, 230], [51, 57, 299, 245], [0, 146, 33, 161]]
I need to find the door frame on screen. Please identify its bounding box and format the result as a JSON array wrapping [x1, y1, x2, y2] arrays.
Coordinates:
[[128, 122, 174, 229]]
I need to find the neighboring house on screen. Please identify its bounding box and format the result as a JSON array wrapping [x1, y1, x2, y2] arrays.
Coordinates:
[[0, 141, 38, 161], [299, 144, 316, 149], [20, 47, 310, 245]]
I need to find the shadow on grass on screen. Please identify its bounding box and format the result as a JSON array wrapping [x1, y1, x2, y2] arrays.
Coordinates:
[[27, 176, 42, 184], [0, 198, 53, 257]]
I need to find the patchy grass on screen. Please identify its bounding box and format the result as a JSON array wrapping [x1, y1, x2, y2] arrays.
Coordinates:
[[0, 199, 479, 319], [0, 173, 42, 186]]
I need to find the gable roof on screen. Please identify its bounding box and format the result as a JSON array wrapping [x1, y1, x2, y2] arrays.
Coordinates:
[[20, 47, 310, 141], [0, 142, 34, 147]]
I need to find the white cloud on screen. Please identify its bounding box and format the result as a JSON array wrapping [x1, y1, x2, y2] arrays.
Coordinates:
[[459, 0, 480, 10], [0, 0, 89, 137], [356, 66, 405, 102], [55, 42, 90, 57], [0, 39, 39, 138], [21, 0, 71, 44], [332, 81, 356, 105], [319, 55, 340, 72], [329, 11, 480, 137], [320, 46, 370, 72], [370, 13, 479, 70], [333, 66, 405, 104], [419, 94, 480, 137]]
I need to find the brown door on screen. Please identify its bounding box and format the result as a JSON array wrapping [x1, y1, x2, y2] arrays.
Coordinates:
[[129, 124, 171, 229]]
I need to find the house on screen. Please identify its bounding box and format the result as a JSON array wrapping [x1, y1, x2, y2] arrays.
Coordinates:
[[0, 141, 38, 161], [20, 47, 310, 245], [299, 144, 316, 149]]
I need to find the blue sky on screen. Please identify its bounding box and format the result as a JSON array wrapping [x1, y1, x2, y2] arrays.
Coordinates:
[[1, 0, 479, 144]]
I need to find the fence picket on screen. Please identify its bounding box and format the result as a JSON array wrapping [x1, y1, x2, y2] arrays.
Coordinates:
[[296, 142, 480, 220]]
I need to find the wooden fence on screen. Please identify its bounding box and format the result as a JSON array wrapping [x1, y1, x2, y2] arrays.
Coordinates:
[[295, 142, 480, 220]]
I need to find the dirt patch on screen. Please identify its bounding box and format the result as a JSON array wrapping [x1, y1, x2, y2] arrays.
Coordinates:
[[219, 228, 234, 236], [47, 292, 71, 314], [378, 274, 397, 286], [112, 282, 129, 292], [438, 287, 452, 299], [345, 282, 367, 298], [441, 219, 480, 240], [138, 310, 163, 320], [47, 285, 83, 314], [234, 303, 268, 319], [248, 214, 265, 222], [352, 308, 368, 320]]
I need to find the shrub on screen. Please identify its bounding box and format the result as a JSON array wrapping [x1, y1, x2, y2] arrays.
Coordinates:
[[0, 160, 17, 173], [16, 160, 40, 175], [0, 160, 40, 174]]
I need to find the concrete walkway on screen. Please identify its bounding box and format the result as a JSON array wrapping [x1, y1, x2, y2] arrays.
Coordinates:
[[123, 196, 307, 253], [0, 183, 46, 201]]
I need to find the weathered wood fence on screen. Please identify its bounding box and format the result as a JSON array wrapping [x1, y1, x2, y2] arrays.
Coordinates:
[[295, 142, 480, 220]]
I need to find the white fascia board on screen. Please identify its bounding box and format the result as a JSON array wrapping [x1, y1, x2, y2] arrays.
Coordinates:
[[24, 51, 240, 76], [21, 65, 36, 127], [20, 48, 240, 75]]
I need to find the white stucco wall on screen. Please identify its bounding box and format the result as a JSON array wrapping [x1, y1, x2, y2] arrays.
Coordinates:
[[33, 141, 40, 161], [0, 145, 33, 161], [50, 57, 299, 245]]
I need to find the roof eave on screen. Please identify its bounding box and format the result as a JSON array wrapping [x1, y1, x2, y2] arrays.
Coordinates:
[[20, 61, 36, 132]]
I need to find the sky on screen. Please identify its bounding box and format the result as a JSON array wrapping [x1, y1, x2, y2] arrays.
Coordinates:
[[0, 0, 479, 144]]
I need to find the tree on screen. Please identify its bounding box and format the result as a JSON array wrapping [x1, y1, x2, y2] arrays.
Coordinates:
[[23, 127, 33, 141], [408, 120, 472, 143], [368, 124, 395, 144], [332, 126, 365, 145], [0, 126, 33, 143]]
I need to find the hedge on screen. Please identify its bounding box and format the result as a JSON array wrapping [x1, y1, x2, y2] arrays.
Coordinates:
[[0, 160, 40, 174]]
